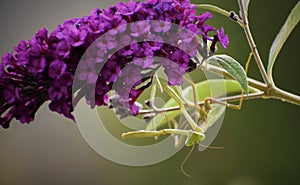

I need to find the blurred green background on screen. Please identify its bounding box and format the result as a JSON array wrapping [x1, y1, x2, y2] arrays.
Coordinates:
[[0, 0, 299, 185]]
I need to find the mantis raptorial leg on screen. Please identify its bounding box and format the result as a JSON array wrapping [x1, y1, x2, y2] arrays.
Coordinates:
[[181, 76, 210, 132], [183, 76, 208, 118], [122, 128, 205, 146], [122, 129, 189, 138], [168, 112, 201, 148], [163, 84, 203, 132], [165, 115, 180, 146], [123, 49, 253, 144], [123, 81, 207, 146], [159, 80, 207, 145], [205, 52, 253, 110], [149, 83, 159, 139], [175, 115, 194, 148]]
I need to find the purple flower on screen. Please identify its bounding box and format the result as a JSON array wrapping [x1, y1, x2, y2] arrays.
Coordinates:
[[217, 27, 229, 48], [0, 0, 229, 128], [103, 15, 127, 35], [27, 57, 46, 74], [130, 21, 151, 37], [101, 61, 121, 82], [154, 2, 173, 13], [0, 53, 13, 76], [48, 85, 67, 101], [133, 56, 154, 69], [94, 80, 111, 107], [96, 34, 118, 50], [56, 40, 71, 58], [116, 1, 142, 15], [209, 27, 229, 52], [88, 16, 105, 34], [197, 11, 213, 23], [68, 28, 88, 47], [48, 80, 69, 101], [164, 63, 185, 86], [201, 24, 216, 36], [3, 85, 20, 104], [143, 42, 162, 56], [129, 101, 141, 115], [48, 60, 67, 79], [119, 34, 134, 47], [122, 42, 145, 57], [152, 21, 172, 33], [77, 60, 98, 84], [36, 27, 48, 41], [27, 40, 43, 57], [170, 50, 190, 68], [116, 65, 142, 88], [49, 98, 75, 121]]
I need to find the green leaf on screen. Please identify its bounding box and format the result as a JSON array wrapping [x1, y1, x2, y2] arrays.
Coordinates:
[[146, 79, 259, 130], [206, 54, 249, 93], [268, 2, 300, 83]]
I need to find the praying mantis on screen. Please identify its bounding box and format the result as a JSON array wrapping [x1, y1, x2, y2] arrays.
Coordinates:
[[122, 52, 257, 148]]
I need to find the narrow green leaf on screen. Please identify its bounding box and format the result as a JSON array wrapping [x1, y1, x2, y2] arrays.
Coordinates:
[[207, 54, 249, 93], [146, 79, 259, 130], [268, 2, 300, 83]]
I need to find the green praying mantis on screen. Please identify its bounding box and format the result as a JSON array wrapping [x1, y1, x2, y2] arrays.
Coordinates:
[[122, 52, 259, 148]]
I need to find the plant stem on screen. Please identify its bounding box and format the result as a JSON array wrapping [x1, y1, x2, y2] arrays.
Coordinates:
[[238, 0, 272, 86], [205, 64, 300, 105], [197, 2, 272, 87], [196, 2, 271, 86], [195, 4, 244, 27], [268, 86, 300, 106]]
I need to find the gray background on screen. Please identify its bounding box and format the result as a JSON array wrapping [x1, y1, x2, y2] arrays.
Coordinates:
[[0, 0, 299, 185]]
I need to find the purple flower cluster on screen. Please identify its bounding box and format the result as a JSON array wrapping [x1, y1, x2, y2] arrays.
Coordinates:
[[0, 0, 229, 128]]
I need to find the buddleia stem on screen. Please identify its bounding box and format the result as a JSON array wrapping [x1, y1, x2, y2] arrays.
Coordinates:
[[195, 4, 244, 27]]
